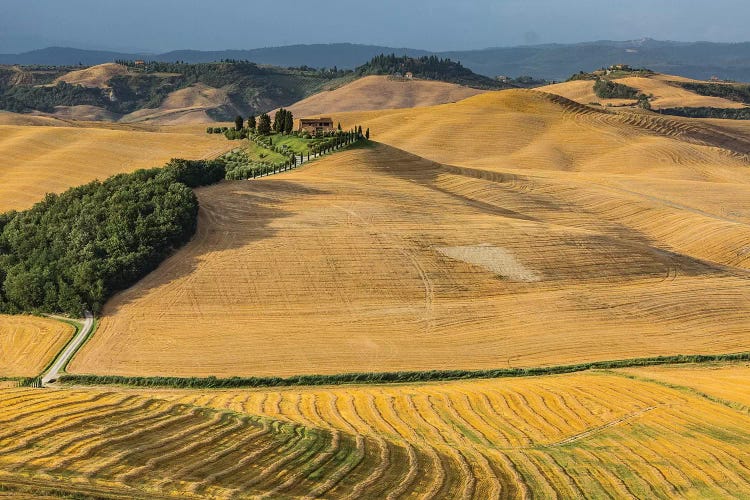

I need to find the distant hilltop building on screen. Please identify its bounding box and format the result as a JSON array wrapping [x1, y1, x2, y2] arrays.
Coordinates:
[[299, 117, 334, 135], [134, 60, 145, 66], [405, 71, 414, 79]]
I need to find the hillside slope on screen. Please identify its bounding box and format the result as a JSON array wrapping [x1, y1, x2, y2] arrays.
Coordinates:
[[542, 74, 747, 109], [0, 122, 227, 212], [0, 316, 73, 377], [71, 91, 750, 377], [286, 75, 486, 116]]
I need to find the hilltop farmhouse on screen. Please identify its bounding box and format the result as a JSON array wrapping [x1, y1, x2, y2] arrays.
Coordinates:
[[298, 117, 334, 134]]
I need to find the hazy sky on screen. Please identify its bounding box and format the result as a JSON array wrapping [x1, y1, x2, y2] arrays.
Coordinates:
[[1, 0, 749, 53]]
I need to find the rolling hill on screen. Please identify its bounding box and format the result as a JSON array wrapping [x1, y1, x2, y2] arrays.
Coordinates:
[[285, 75, 486, 116], [0, 121, 227, 212], [70, 89, 750, 378], [542, 73, 748, 109]]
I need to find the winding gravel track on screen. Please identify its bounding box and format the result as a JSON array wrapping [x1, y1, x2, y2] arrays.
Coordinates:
[[42, 311, 94, 386]]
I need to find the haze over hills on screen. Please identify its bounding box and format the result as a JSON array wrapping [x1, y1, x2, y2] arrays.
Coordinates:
[[3, 39, 750, 80]]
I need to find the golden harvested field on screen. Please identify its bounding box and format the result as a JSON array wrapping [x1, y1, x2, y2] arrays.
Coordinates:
[[620, 362, 750, 408], [0, 386, 407, 498], [541, 75, 746, 109], [5, 367, 749, 498], [71, 91, 750, 377], [0, 123, 228, 212], [0, 316, 73, 377], [286, 75, 486, 117]]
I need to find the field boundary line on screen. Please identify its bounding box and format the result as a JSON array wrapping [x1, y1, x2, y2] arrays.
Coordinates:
[[59, 352, 750, 389]]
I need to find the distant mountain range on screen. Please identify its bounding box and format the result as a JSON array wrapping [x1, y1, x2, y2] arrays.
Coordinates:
[[2, 39, 750, 81]]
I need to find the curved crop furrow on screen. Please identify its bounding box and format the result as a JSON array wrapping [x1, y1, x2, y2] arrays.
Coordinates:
[[257, 427, 342, 498], [138, 412, 254, 492], [116, 410, 232, 484], [169, 417, 269, 489], [408, 394, 472, 499], [547, 449, 614, 499], [0, 390, 62, 413], [433, 392, 501, 498], [0, 392, 110, 441], [354, 392, 421, 498], [637, 420, 725, 494], [538, 385, 596, 431], [376, 393, 442, 498], [506, 451, 560, 499], [347, 435, 392, 499], [73, 404, 205, 478], [525, 450, 585, 499], [187, 421, 299, 495], [474, 392, 527, 447], [45, 399, 184, 474], [11, 395, 148, 469], [600, 436, 681, 497], [489, 389, 550, 445], [0, 392, 122, 451], [655, 417, 750, 491], [572, 447, 641, 499], [233, 425, 328, 494], [484, 450, 530, 500]]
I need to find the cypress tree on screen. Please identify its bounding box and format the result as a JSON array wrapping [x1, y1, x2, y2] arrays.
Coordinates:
[[234, 115, 244, 131], [365, 128, 370, 139], [257, 113, 272, 135], [284, 110, 294, 135], [247, 114, 256, 130]]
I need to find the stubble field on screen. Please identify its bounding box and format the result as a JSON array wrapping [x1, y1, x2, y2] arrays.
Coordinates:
[[0, 122, 227, 212], [3, 365, 750, 498], [71, 91, 750, 377], [0, 315, 73, 377]]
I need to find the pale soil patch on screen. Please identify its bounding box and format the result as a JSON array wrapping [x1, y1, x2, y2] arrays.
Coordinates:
[[436, 244, 540, 282], [0, 315, 74, 377]]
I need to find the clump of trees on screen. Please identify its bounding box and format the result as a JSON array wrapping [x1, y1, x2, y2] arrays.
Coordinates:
[[593, 78, 640, 99], [659, 107, 750, 120], [0, 159, 225, 316], [273, 108, 294, 134], [678, 82, 750, 104], [357, 53, 506, 90]]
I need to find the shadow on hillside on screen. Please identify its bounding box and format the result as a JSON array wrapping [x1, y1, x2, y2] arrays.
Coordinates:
[[101, 178, 331, 316], [369, 142, 738, 281]]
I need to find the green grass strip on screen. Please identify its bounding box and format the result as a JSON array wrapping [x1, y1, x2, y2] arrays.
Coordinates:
[[59, 352, 750, 389]]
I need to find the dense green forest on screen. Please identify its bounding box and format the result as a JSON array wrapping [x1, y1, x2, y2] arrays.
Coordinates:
[[0, 159, 225, 315], [593, 78, 640, 99], [356, 54, 510, 89], [659, 107, 750, 120], [676, 82, 750, 104]]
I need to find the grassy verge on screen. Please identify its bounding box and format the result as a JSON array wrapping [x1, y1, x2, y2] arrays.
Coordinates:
[[59, 352, 750, 390]]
